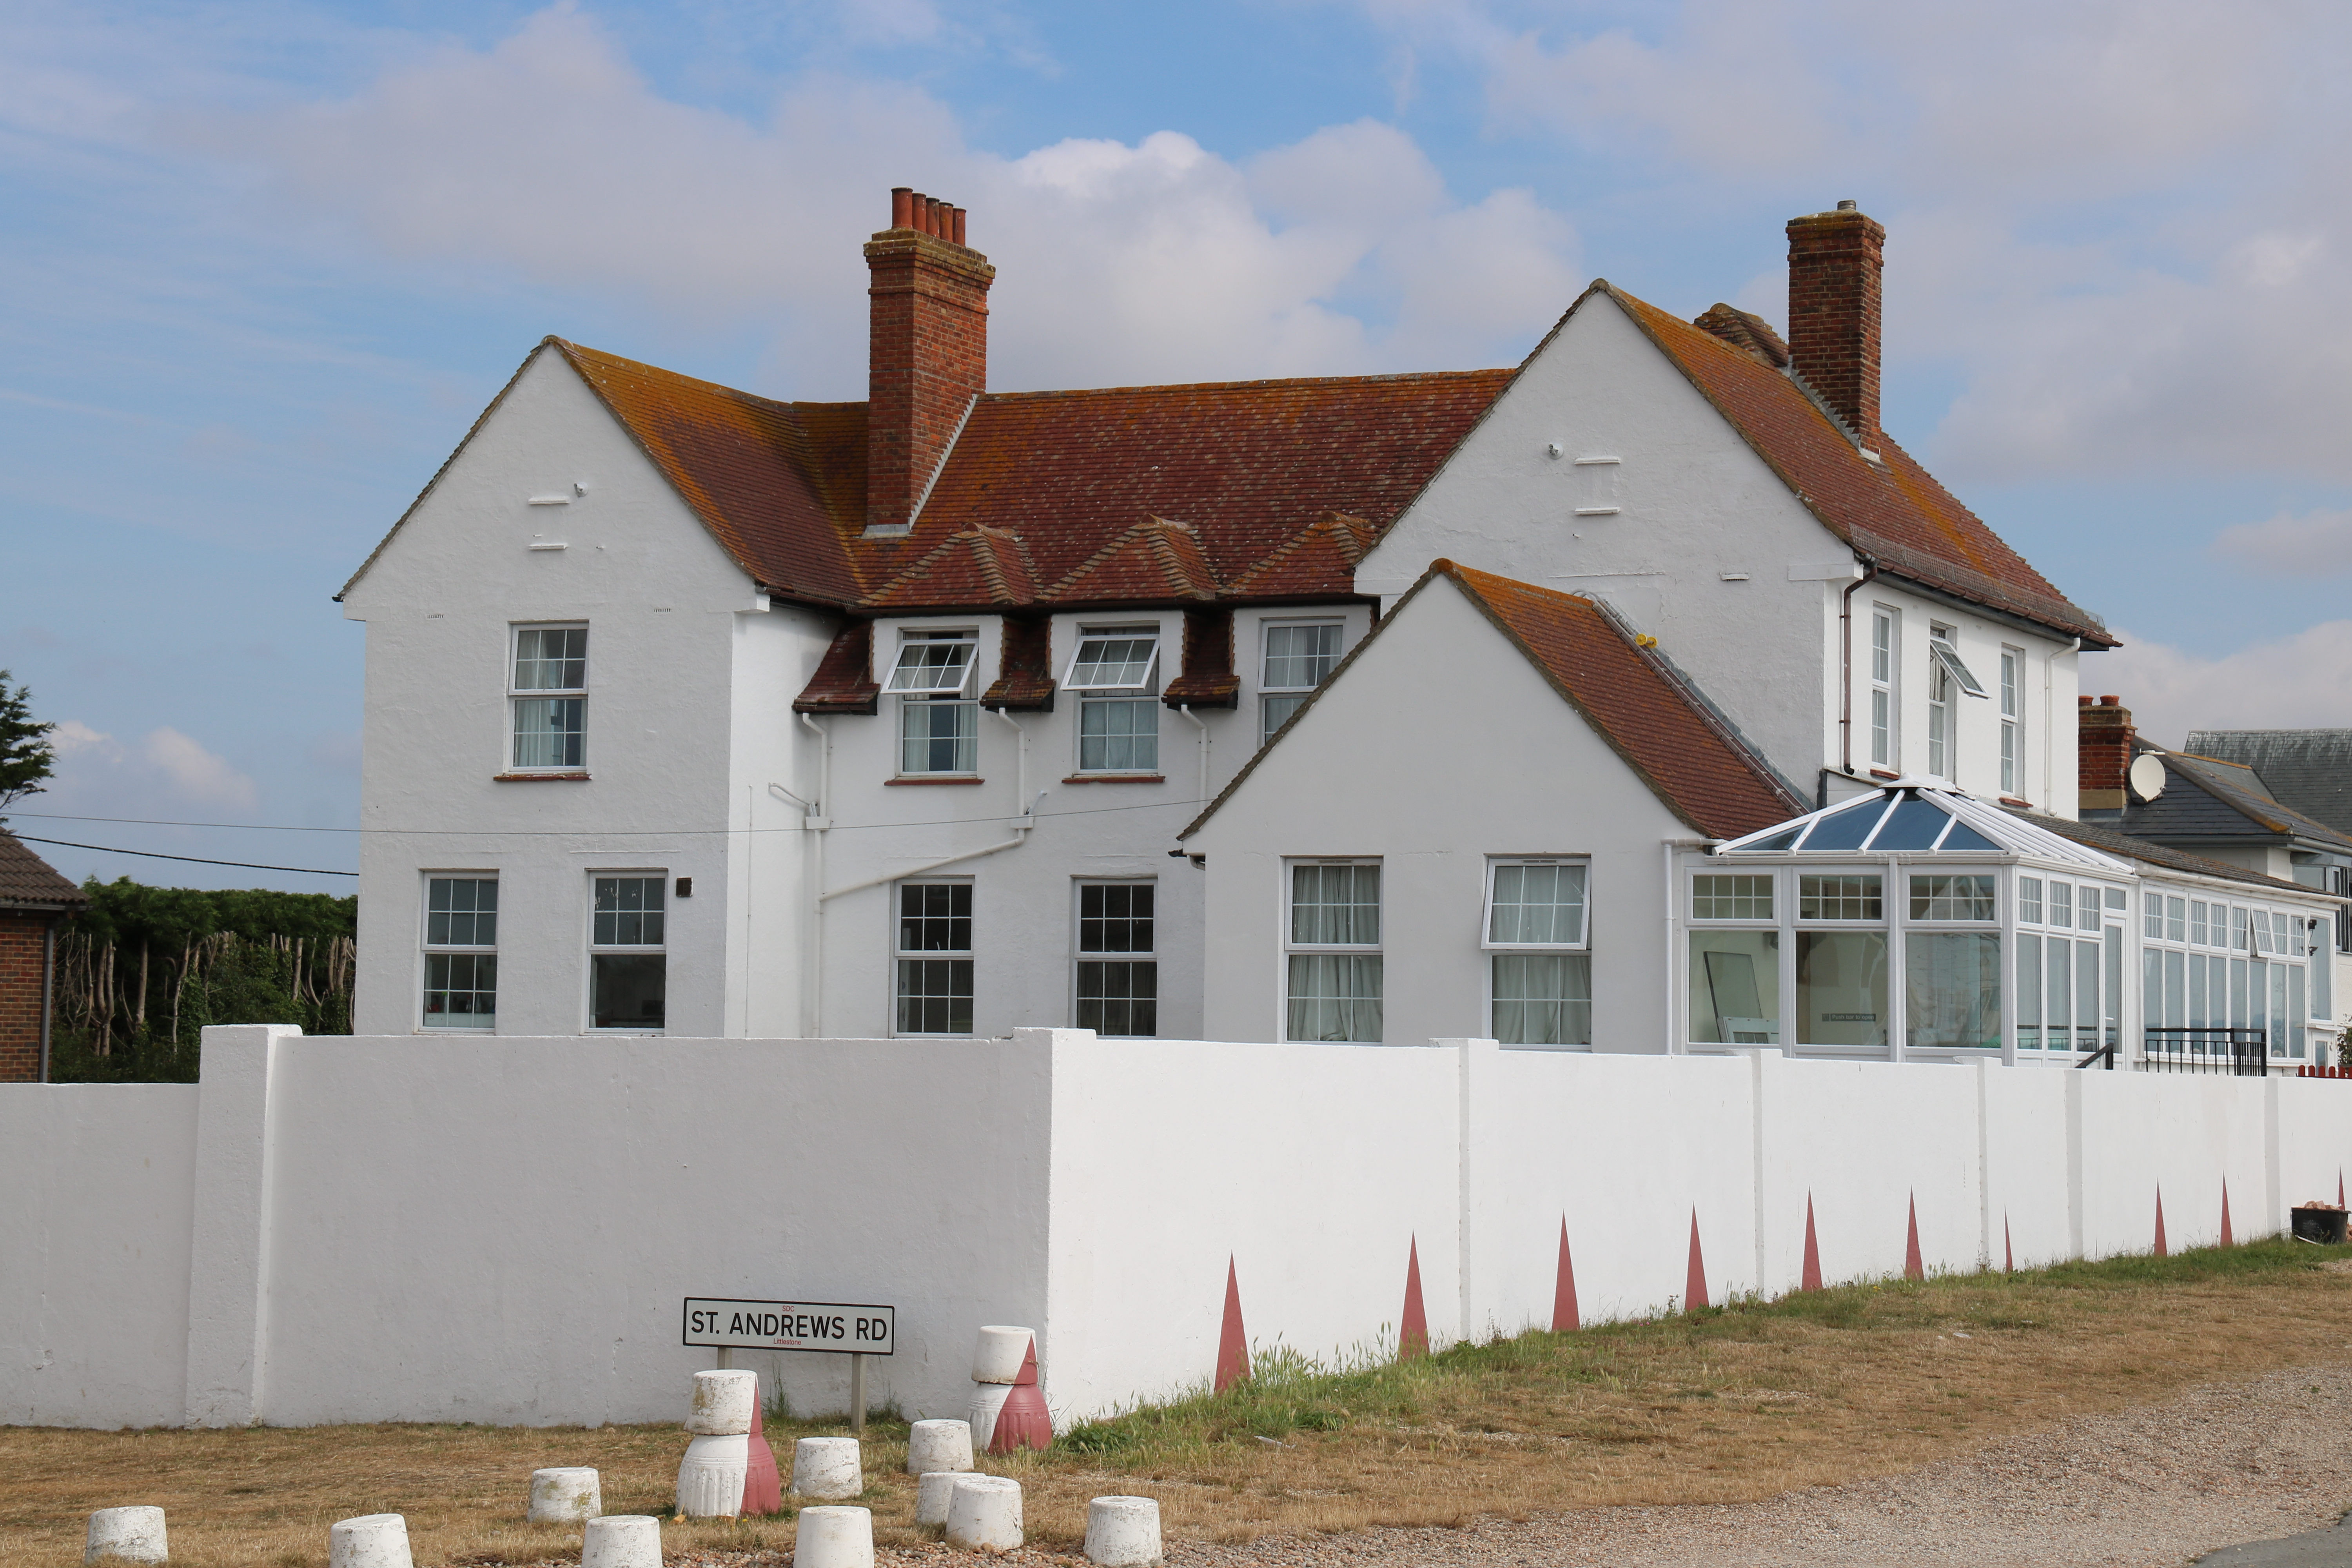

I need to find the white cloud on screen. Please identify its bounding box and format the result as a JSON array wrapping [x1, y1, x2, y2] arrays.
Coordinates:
[[46, 720, 260, 815], [2212, 508, 2352, 576], [187, 5, 1580, 392], [2100, 620, 2352, 747]]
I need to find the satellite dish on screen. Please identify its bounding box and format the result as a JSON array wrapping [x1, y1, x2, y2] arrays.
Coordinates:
[[2128, 753, 2167, 802]]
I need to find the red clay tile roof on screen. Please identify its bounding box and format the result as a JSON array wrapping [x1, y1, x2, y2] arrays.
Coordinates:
[[862, 525, 1040, 609], [1184, 563, 1807, 841], [1606, 286, 2115, 646], [0, 829, 89, 910]]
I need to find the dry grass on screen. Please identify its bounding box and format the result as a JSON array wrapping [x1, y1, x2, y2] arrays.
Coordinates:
[[9, 1240, 2352, 1565]]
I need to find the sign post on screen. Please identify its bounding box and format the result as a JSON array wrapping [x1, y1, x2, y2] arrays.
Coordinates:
[[684, 1298, 896, 1437]]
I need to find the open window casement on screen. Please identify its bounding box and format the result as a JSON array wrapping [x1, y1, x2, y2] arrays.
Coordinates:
[[1928, 637, 1988, 699], [885, 633, 978, 694], [1063, 630, 1160, 692]]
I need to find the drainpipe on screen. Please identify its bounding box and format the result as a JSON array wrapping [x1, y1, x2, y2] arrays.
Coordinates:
[[1837, 557, 1881, 780], [798, 712, 832, 1038], [1176, 705, 1210, 800], [2041, 637, 2080, 812], [39, 916, 56, 1083]]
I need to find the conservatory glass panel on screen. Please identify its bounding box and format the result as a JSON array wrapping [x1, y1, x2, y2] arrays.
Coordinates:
[[1907, 933, 2000, 1050], [1689, 930, 1779, 1044], [1796, 931, 1887, 1047], [2017, 934, 2043, 1049]]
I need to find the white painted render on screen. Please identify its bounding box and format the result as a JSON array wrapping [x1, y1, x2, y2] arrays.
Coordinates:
[[6, 1025, 2345, 1429], [1358, 292, 2089, 812], [1187, 573, 1693, 1050]]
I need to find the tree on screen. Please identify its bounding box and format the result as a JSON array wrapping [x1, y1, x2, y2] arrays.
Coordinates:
[[0, 670, 57, 820]]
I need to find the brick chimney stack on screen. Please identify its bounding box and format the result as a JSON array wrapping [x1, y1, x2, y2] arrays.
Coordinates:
[[2078, 694, 2134, 814], [864, 187, 993, 534], [1786, 200, 1885, 438]]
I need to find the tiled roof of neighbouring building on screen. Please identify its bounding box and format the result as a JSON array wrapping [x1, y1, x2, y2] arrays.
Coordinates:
[[0, 830, 88, 911]]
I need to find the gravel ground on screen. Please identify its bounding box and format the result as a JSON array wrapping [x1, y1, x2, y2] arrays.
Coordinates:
[[690, 1359, 2352, 1568]]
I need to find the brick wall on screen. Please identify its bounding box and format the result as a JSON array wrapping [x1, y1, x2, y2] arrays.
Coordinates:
[[1786, 204, 1885, 438], [864, 198, 995, 532], [2079, 694, 2134, 811], [0, 909, 53, 1082]]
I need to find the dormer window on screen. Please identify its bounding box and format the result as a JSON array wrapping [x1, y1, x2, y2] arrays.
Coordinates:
[[1066, 627, 1161, 775], [890, 630, 978, 775]]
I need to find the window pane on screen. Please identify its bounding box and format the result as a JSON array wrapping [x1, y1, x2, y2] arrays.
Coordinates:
[[1286, 954, 1383, 1042], [1906, 932, 2000, 1049], [2018, 877, 2042, 926], [2049, 882, 2073, 929], [593, 877, 666, 947], [2047, 938, 2072, 1040], [423, 953, 497, 1029], [1689, 930, 1780, 1044], [513, 626, 586, 691], [1261, 693, 1307, 745], [1076, 960, 1157, 1037], [426, 877, 498, 947], [2016, 934, 2042, 1048], [895, 958, 974, 1034], [886, 637, 976, 693], [1069, 635, 1158, 689], [899, 883, 972, 953], [591, 954, 666, 1029], [1867, 796, 1951, 851], [1492, 954, 1592, 1046], [1799, 874, 1881, 921], [1264, 623, 1343, 689], [1910, 875, 1996, 921], [1796, 931, 1887, 1047], [1489, 863, 1588, 945], [512, 697, 585, 769], [1692, 874, 1773, 920], [900, 699, 978, 773], [2190, 900, 2209, 946], [1078, 883, 1154, 954], [1291, 863, 1380, 945], [1079, 698, 1159, 771], [2165, 948, 2185, 1029], [2077, 938, 2103, 1051], [2166, 897, 2186, 943]]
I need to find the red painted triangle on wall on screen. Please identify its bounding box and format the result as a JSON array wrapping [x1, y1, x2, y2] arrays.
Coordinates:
[[1685, 1210, 1710, 1311], [2153, 1187, 2168, 1258], [1904, 1193, 1925, 1281], [1552, 1217, 1580, 1332], [2004, 1214, 2014, 1273], [2221, 1182, 2234, 1247], [1800, 1194, 1824, 1292], [1215, 1258, 1250, 1390], [1399, 1236, 1429, 1358]]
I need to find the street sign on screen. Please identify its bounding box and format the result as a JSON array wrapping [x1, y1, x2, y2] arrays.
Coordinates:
[[682, 1298, 896, 1356]]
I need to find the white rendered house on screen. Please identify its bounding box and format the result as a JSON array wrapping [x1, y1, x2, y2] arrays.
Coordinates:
[[342, 191, 2134, 1046]]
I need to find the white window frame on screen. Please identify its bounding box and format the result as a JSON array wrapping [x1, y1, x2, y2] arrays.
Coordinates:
[[1926, 624, 1955, 780], [1869, 608, 1898, 769], [893, 878, 975, 1037], [1283, 858, 1383, 1044], [421, 873, 499, 1031], [1999, 646, 2022, 797], [1484, 858, 1592, 1049], [587, 871, 668, 1033], [508, 622, 588, 773], [892, 629, 980, 776], [1259, 619, 1345, 747], [1073, 879, 1157, 1038], [1067, 624, 1162, 775], [1688, 868, 1783, 1047]]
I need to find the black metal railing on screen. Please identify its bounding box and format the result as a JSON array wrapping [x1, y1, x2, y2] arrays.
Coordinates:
[[2138, 1026, 2270, 1076]]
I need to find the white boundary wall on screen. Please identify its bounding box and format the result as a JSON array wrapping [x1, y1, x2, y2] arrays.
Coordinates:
[[5, 1027, 2347, 1429]]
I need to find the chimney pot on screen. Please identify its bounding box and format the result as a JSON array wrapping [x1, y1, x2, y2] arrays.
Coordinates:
[[2100, 694, 2120, 706], [950, 206, 966, 246], [891, 187, 914, 229], [1836, 198, 1857, 211]]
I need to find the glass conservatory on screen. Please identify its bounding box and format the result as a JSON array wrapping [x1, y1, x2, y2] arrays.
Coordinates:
[[1677, 784, 2336, 1066]]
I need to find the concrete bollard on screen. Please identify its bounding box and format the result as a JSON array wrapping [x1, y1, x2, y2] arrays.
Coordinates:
[[965, 1383, 1013, 1452], [580, 1516, 661, 1568], [792, 1506, 875, 1568], [913, 1472, 963, 1531], [686, 1369, 758, 1435], [328, 1515, 412, 1568], [1084, 1497, 1163, 1567], [972, 1325, 1033, 1384], [790, 1436, 864, 1501], [85, 1507, 168, 1566], [526, 1468, 601, 1523], [906, 1419, 975, 1475], [944, 1475, 1023, 1553], [675, 1434, 751, 1517]]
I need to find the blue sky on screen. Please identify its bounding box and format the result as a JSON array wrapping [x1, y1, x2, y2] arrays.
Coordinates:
[[7, 0, 2352, 891]]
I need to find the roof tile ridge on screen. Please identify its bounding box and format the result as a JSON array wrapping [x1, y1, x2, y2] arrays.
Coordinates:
[[973, 523, 1039, 605], [1224, 510, 1363, 595], [552, 338, 803, 416], [977, 368, 1515, 403], [1038, 515, 1177, 601], [1141, 516, 1221, 599]]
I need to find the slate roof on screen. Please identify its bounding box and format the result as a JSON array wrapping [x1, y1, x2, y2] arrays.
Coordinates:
[[0, 829, 89, 911], [1184, 563, 1808, 842], [2119, 751, 2352, 853], [2009, 810, 2328, 897], [2182, 730, 2352, 837]]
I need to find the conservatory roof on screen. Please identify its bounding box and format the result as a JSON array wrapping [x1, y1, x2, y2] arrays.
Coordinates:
[[1714, 785, 2131, 871]]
